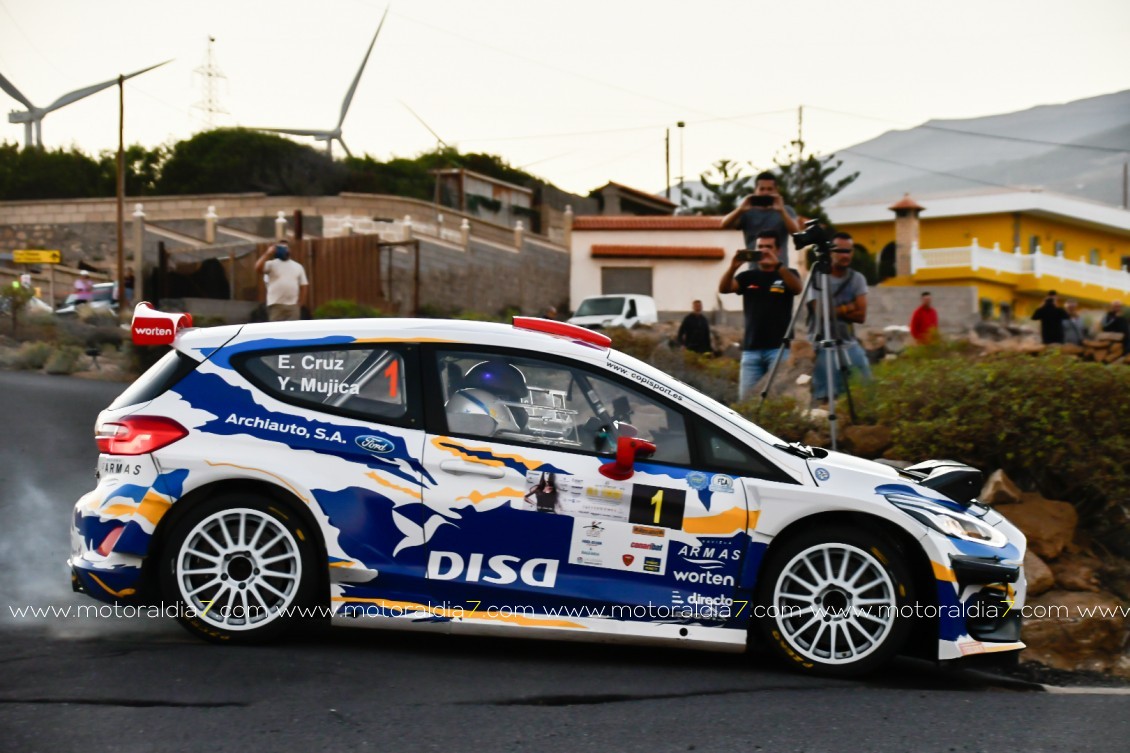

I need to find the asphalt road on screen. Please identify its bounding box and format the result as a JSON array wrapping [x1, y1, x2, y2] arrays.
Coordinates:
[[1, 370, 1127, 753]]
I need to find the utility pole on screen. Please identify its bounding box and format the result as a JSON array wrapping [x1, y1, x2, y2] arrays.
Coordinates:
[[116, 75, 125, 317], [665, 129, 670, 200], [677, 121, 685, 207]]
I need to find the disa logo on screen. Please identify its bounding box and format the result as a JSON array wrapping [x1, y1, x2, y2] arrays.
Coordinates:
[[356, 435, 395, 454]]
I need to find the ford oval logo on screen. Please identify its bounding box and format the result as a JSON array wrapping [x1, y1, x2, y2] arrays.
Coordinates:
[[356, 435, 395, 454]]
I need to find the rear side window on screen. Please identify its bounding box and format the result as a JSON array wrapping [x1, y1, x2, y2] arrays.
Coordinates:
[[239, 345, 414, 425], [109, 350, 199, 410]]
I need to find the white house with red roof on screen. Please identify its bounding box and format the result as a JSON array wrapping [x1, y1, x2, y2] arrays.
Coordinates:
[[568, 214, 746, 318]]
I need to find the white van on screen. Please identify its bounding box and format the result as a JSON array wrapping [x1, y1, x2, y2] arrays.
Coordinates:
[[567, 294, 658, 329]]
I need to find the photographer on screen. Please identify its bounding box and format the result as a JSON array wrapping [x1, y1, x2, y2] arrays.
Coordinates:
[[805, 231, 871, 401], [721, 171, 800, 267], [255, 240, 308, 322], [1031, 290, 1068, 345], [719, 230, 801, 401]]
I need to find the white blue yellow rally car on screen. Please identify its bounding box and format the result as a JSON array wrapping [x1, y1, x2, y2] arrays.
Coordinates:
[[70, 304, 1027, 675]]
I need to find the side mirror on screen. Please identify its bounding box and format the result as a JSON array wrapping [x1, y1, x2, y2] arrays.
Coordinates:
[[599, 436, 656, 480]]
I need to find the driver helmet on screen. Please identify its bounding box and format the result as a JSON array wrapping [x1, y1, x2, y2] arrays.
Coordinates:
[[462, 360, 528, 402], [446, 388, 521, 435]]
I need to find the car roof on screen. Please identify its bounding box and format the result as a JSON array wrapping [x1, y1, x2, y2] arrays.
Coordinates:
[[176, 318, 614, 366]]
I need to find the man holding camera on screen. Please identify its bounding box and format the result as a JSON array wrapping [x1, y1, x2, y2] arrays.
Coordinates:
[[806, 231, 871, 401], [255, 240, 308, 322], [721, 171, 800, 267], [719, 230, 801, 401]]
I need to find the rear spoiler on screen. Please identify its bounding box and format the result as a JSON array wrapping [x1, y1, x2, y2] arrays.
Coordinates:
[[131, 301, 193, 345]]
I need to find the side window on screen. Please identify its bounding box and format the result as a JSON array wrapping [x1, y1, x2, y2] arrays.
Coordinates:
[[436, 350, 690, 465], [694, 417, 790, 481], [240, 346, 409, 423]]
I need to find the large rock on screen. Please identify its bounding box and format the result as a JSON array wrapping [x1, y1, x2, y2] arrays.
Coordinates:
[[980, 469, 1022, 506], [997, 492, 1078, 560], [1025, 550, 1056, 597], [843, 425, 892, 458], [1050, 552, 1103, 592], [1021, 590, 1128, 674]]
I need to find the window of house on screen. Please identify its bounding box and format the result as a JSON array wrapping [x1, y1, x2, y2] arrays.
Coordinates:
[[1090, 249, 1101, 265], [1054, 240, 1065, 257], [1028, 236, 1040, 254], [980, 298, 994, 320], [601, 267, 653, 296], [999, 302, 1013, 323]]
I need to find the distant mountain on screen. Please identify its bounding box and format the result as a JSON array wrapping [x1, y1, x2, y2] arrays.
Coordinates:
[[825, 90, 1130, 207]]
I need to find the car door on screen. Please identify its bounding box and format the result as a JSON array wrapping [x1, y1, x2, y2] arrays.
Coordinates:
[[233, 341, 433, 613], [417, 346, 752, 635]]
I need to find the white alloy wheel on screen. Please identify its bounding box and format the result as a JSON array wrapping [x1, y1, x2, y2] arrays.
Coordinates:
[[175, 507, 303, 632], [770, 542, 898, 666]]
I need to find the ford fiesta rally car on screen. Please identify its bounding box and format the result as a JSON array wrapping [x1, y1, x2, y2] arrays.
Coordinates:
[[70, 304, 1027, 675]]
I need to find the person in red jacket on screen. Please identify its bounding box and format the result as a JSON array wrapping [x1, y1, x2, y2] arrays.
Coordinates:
[[909, 291, 939, 344]]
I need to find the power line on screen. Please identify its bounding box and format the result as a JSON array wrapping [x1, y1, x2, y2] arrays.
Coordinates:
[[457, 108, 796, 144], [839, 148, 1033, 192]]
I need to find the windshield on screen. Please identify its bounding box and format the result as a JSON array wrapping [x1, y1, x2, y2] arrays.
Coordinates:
[[575, 297, 625, 317]]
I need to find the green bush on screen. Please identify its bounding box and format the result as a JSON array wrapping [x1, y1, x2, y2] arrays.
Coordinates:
[[11, 341, 53, 369], [866, 350, 1130, 516], [738, 395, 821, 443], [44, 345, 83, 375], [313, 299, 385, 319]]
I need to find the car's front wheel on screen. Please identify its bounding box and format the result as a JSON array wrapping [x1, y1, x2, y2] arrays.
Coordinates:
[[161, 494, 317, 643], [756, 526, 915, 676]]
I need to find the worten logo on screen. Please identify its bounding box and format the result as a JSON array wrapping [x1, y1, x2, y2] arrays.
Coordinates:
[[356, 435, 395, 454], [134, 326, 173, 336], [427, 551, 559, 588]]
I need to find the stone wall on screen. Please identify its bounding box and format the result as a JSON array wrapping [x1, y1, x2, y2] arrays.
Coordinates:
[[0, 193, 569, 319]]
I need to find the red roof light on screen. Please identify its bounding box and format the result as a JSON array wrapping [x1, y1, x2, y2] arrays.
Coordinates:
[[512, 317, 612, 349]]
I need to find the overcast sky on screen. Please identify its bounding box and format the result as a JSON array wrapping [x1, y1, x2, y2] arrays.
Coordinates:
[[1, 0, 1128, 196]]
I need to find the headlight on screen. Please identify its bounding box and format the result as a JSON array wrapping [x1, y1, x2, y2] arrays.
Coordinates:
[[885, 493, 1008, 548]]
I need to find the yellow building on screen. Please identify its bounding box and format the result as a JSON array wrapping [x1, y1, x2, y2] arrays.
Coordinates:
[[829, 191, 1130, 319]]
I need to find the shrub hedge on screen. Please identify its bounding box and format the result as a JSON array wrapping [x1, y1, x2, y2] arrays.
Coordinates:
[[867, 349, 1130, 516]]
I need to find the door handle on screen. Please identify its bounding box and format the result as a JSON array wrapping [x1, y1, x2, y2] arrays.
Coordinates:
[[439, 459, 506, 479]]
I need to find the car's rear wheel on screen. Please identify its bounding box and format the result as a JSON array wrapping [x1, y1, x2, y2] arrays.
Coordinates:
[[756, 526, 915, 676], [161, 494, 316, 643]]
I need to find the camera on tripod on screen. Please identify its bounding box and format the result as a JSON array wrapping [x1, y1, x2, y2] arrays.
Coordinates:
[[792, 219, 832, 271]]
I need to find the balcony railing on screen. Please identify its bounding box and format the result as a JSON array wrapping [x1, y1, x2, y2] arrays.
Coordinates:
[[911, 239, 1130, 294]]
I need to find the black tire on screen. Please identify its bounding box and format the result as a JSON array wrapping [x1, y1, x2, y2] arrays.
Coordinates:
[[161, 493, 318, 644], [755, 525, 915, 677]]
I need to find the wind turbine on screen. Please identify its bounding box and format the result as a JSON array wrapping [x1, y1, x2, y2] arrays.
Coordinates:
[[256, 6, 389, 158], [0, 60, 170, 149]]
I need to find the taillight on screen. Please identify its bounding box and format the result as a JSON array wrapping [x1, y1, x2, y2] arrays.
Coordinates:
[[95, 416, 189, 455]]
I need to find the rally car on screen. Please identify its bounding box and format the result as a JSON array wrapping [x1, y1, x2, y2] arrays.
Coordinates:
[[69, 304, 1027, 675]]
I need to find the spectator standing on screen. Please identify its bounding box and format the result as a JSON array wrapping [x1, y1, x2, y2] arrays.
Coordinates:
[[1031, 290, 1069, 345], [73, 271, 93, 302], [720, 171, 800, 267], [1062, 299, 1090, 345], [909, 291, 939, 344], [1101, 300, 1129, 343], [543, 306, 559, 321], [806, 232, 872, 401], [677, 299, 713, 354], [123, 269, 135, 305], [255, 241, 308, 322], [718, 231, 801, 401]]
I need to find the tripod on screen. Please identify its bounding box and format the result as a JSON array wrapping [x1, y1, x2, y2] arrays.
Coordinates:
[[755, 247, 857, 451]]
